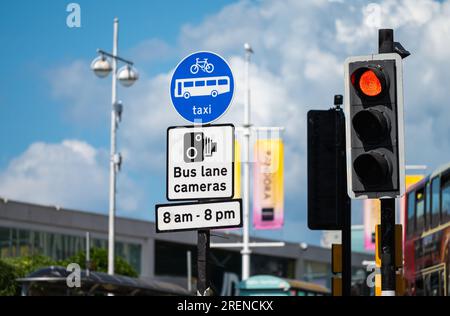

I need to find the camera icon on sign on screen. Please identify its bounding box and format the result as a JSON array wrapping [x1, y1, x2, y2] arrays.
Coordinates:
[[184, 132, 217, 163]]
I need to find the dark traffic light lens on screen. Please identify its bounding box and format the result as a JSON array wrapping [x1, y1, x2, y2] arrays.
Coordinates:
[[352, 109, 389, 144], [351, 66, 387, 98], [353, 152, 390, 186]]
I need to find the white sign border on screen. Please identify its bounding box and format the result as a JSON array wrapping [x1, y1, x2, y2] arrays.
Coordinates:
[[155, 199, 243, 233], [166, 123, 235, 201]]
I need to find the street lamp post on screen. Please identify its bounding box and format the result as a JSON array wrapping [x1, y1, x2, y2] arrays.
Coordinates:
[[241, 43, 253, 281], [91, 17, 138, 275], [211, 44, 285, 281]]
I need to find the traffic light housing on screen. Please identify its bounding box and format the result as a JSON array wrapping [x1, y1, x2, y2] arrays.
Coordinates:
[[307, 109, 348, 230], [344, 53, 405, 199]]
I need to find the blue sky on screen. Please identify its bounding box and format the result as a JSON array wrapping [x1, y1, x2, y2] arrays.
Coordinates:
[[0, 0, 234, 166], [1, 0, 450, 246]]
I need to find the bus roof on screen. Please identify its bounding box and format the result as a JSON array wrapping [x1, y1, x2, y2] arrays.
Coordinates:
[[239, 275, 329, 294], [406, 161, 450, 193], [430, 161, 450, 179], [286, 279, 330, 294], [174, 76, 229, 82]]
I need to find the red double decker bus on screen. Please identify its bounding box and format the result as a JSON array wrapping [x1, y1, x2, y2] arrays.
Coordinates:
[[404, 162, 450, 296]]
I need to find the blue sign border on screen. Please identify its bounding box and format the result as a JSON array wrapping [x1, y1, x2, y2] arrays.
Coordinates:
[[169, 51, 235, 124]]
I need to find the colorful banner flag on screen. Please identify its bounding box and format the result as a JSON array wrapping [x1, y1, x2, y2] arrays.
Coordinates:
[[363, 199, 380, 251], [253, 139, 284, 230]]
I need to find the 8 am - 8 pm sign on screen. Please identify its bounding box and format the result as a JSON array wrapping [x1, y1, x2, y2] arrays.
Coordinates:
[[166, 124, 235, 201], [156, 199, 242, 233]]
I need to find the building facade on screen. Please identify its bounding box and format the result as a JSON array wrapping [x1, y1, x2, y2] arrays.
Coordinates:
[[0, 199, 372, 294]]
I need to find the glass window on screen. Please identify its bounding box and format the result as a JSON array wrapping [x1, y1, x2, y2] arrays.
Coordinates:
[[428, 272, 443, 296], [155, 240, 196, 277], [0, 227, 11, 258], [0, 226, 142, 274], [431, 177, 441, 227], [415, 189, 425, 233], [218, 79, 228, 85], [206, 80, 216, 86], [251, 253, 295, 278], [407, 193, 415, 235], [304, 261, 331, 289], [184, 81, 193, 87], [441, 174, 450, 221], [195, 80, 205, 87]]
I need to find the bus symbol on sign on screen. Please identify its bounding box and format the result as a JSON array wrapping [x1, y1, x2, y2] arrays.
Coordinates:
[[174, 76, 230, 99], [170, 51, 235, 124]]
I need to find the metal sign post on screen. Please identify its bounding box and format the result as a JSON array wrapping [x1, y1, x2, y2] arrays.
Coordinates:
[[334, 97, 352, 296], [197, 230, 211, 296]]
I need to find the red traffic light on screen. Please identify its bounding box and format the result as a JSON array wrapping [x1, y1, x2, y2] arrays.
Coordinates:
[[359, 70, 382, 96], [351, 66, 386, 98]]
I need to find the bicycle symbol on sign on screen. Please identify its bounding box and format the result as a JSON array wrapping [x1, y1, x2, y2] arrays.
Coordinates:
[[190, 58, 214, 74]]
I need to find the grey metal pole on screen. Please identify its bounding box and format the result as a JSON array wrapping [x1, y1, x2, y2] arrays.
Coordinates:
[[108, 17, 119, 276], [241, 44, 253, 280], [86, 232, 90, 277], [187, 250, 192, 292], [334, 96, 352, 296]]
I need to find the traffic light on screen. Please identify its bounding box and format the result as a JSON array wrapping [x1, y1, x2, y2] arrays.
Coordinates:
[[307, 108, 348, 230], [344, 53, 405, 199]]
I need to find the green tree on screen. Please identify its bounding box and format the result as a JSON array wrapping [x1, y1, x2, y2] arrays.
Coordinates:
[[0, 249, 137, 296], [0, 254, 56, 296], [60, 248, 138, 278]]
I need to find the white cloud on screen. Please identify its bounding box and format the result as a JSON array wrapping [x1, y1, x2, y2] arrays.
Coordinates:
[[0, 140, 142, 214]]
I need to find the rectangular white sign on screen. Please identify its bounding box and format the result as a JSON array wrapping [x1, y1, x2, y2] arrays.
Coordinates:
[[166, 124, 234, 200], [156, 200, 242, 232]]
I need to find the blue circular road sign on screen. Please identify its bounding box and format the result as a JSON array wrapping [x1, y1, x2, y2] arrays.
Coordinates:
[[170, 51, 234, 124]]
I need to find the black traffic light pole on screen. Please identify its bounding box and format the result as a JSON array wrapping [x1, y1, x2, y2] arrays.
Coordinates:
[[334, 95, 352, 296], [378, 29, 397, 296]]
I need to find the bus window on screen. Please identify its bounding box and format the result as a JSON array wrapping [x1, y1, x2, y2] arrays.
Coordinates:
[[426, 182, 431, 230], [407, 192, 416, 236], [441, 173, 450, 222], [195, 80, 205, 87], [415, 275, 424, 296], [206, 80, 216, 86], [218, 79, 228, 85], [184, 81, 193, 87], [429, 271, 445, 296], [415, 189, 425, 233], [431, 177, 441, 228]]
